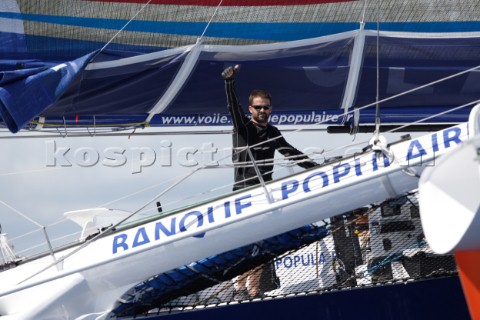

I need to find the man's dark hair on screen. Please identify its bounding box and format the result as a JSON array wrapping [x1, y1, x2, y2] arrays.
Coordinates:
[[249, 89, 272, 105]]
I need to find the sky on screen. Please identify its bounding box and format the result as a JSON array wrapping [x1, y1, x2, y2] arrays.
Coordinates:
[[0, 126, 412, 260]]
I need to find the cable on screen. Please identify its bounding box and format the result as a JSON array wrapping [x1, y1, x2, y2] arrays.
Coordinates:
[[0, 199, 43, 229], [96, 0, 153, 58], [16, 167, 201, 285], [198, 0, 224, 42], [374, 0, 382, 143]]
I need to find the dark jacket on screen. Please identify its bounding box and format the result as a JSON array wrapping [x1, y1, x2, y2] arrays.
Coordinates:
[[225, 79, 317, 190]]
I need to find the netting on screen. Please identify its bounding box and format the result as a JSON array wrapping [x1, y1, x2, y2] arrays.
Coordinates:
[[111, 223, 331, 317], [2, 1, 480, 133], [112, 190, 458, 318], [4, 0, 480, 61]]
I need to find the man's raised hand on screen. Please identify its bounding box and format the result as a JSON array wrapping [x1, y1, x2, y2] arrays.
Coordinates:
[[222, 65, 240, 80]]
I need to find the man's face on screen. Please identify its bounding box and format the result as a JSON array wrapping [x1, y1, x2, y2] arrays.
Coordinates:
[[249, 97, 272, 125]]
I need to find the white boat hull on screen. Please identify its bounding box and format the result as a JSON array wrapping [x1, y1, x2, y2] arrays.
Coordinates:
[[419, 134, 480, 254], [0, 122, 471, 319]]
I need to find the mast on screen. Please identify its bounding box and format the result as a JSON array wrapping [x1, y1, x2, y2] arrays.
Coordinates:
[[0, 225, 17, 264]]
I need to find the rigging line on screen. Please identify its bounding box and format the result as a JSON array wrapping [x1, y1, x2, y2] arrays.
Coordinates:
[[17, 126, 140, 137], [0, 167, 59, 177], [27, 55, 479, 140], [151, 169, 274, 209], [366, 98, 480, 180], [16, 79, 479, 186], [374, 0, 381, 142], [221, 56, 480, 162], [360, 0, 368, 24], [30, 120, 148, 128], [17, 167, 201, 285], [155, 160, 299, 211], [317, 66, 480, 127], [36, 217, 69, 233], [216, 141, 322, 181], [162, 155, 326, 210], [0, 127, 236, 138], [97, 0, 153, 56], [113, 168, 199, 226], [96, 176, 187, 208], [99, 162, 256, 217], [153, 183, 234, 212], [198, 0, 224, 42], [13, 230, 81, 258], [146, 160, 303, 214], [315, 99, 480, 163], [62, 116, 68, 137], [9, 228, 44, 243], [385, 98, 480, 135], [0, 199, 58, 263], [275, 62, 480, 153], [0, 199, 43, 228], [250, 62, 480, 146], [94, 165, 226, 215]]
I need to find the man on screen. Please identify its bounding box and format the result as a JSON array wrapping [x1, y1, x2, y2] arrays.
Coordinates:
[[222, 65, 317, 191], [222, 65, 318, 299]]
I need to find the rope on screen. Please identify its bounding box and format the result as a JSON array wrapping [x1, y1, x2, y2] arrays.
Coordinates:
[[374, 1, 382, 143], [29, 120, 149, 128], [8, 90, 477, 259], [0, 199, 43, 228], [17, 167, 201, 285], [96, 178, 185, 209], [365, 241, 426, 276], [198, 0, 224, 42], [21, 105, 443, 229], [384, 98, 480, 134], [187, 61, 480, 169], [96, 0, 153, 57], [360, 0, 368, 24], [27, 58, 480, 138], [0, 167, 58, 177]]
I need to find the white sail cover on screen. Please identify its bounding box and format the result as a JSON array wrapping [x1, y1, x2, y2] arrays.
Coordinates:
[[0, 1, 480, 132]]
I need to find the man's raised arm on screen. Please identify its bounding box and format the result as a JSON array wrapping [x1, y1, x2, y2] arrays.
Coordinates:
[[222, 65, 249, 129]]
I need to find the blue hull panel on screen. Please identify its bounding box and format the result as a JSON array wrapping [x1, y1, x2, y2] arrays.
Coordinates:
[[148, 276, 469, 320]]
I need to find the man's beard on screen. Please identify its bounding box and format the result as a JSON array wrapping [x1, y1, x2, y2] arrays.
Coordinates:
[[254, 113, 268, 124]]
